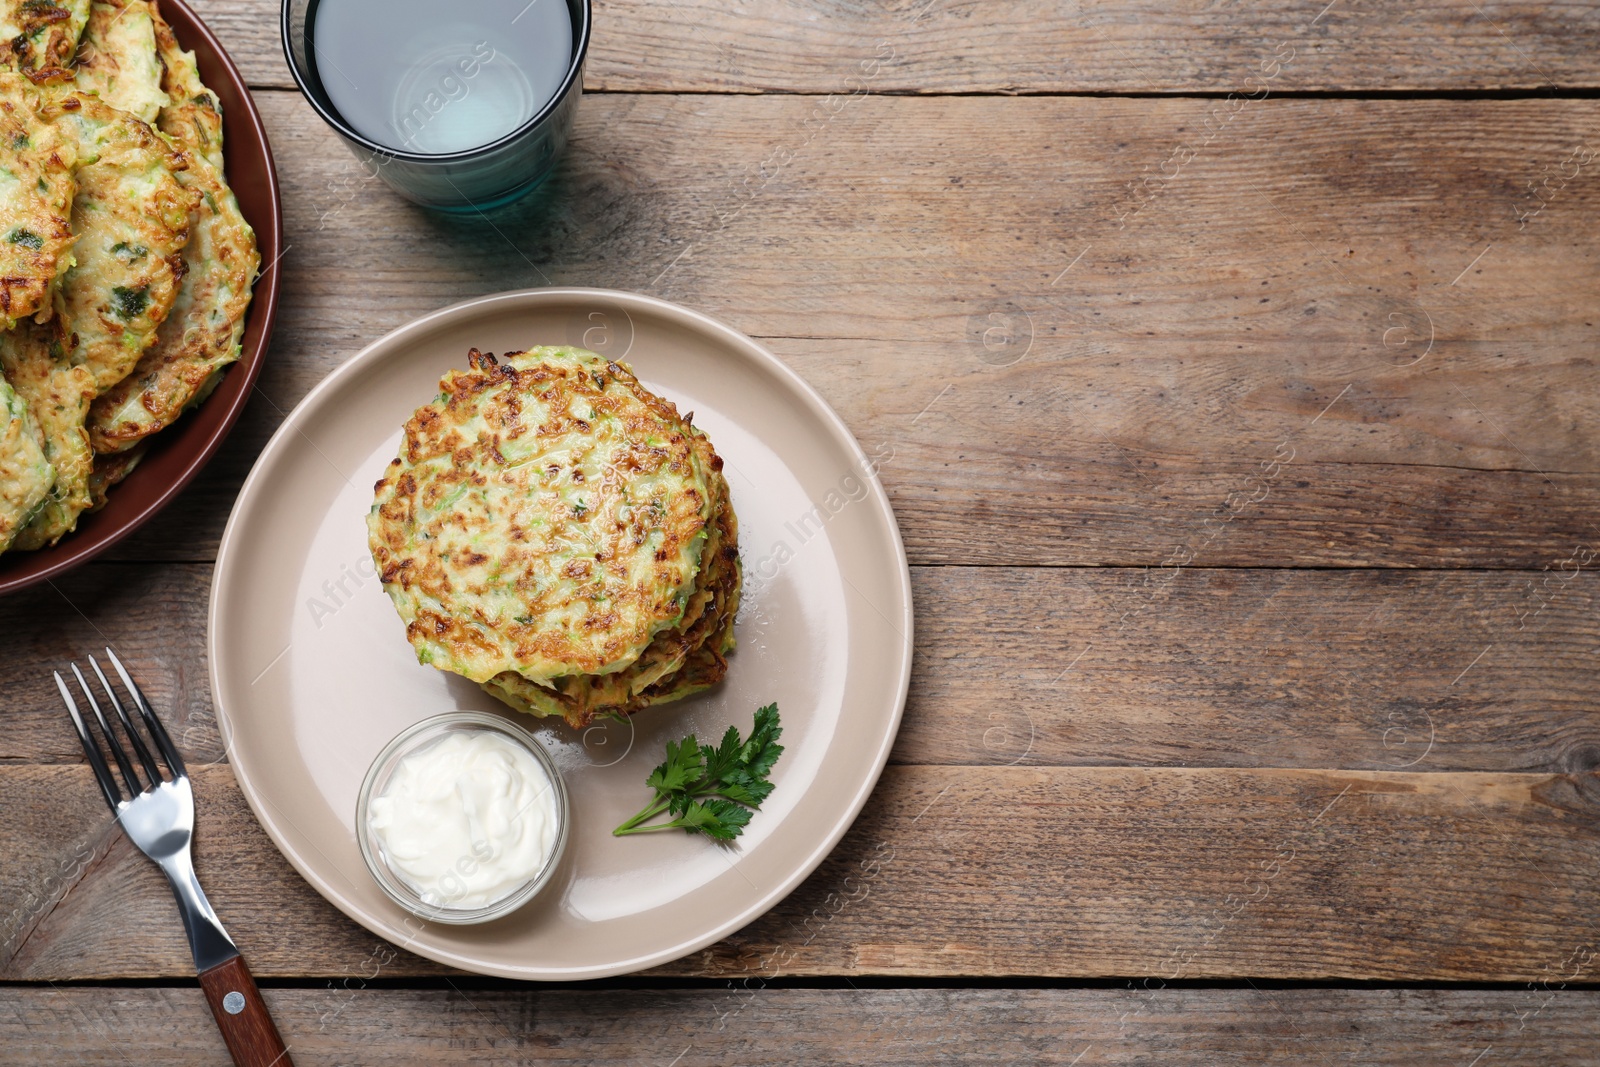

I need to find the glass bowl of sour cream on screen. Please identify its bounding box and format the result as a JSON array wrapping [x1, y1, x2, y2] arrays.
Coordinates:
[[356, 711, 569, 924]]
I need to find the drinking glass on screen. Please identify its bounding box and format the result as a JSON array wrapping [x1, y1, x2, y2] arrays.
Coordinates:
[[281, 0, 591, 211]]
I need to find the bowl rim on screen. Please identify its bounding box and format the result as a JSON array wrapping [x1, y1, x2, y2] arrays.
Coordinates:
[[278, 0, 593, 164], [0, 0, 283, 596], [355, 710, 572, 925]]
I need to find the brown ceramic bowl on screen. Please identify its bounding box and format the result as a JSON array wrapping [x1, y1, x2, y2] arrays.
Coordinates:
[[0, 0, 282, 595]]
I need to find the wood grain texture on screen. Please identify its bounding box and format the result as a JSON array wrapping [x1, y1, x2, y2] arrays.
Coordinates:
[[86, 91, 1600, 568], [193, 0, 1600, 94], [1, 564, 223, 765], [4, 987, 1600, 1065], [1, 0, 1596, 1007], [6, 563, 1599, 774], [5, 763, 1597, 981]]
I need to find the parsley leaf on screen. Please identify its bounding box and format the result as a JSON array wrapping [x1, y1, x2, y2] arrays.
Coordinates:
[[645, 736, 703, 796], [613, 703, 783, 840]]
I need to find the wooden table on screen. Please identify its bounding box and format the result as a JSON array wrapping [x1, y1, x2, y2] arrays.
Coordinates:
[[5, 0, 1600, 1060]]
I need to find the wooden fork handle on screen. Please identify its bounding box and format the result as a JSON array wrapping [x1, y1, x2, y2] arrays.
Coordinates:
[[198, 954, 293, 1067]]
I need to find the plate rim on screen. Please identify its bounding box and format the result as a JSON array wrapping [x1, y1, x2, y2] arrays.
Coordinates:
[[208, 286, 914, 979]]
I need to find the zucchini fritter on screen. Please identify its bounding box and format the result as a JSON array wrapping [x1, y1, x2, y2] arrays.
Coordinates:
[[45, 90, 195, 395], [369, 346, 720, 686], [147, 0, 219, 169], [0, 0, 91, 84], [482, 460, 742, 728], [0, 313, 93, 547], [83, 433, 141, 508], [85, 150, 252, 450], [74, 0, 169, 122], [85, 4, 255, 453], [0, 73, 76, 329], [484, 621, 739, 728], [0, 368, 51, 546]]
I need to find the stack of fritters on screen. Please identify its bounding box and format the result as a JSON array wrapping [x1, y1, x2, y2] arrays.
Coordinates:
[[369, 346, 742, 729], [0, 0, 258, 555]]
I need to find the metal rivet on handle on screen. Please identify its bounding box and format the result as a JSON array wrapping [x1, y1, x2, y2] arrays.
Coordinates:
[[222, 991, 245, 1014]]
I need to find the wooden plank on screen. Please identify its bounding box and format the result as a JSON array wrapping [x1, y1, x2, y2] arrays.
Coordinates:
[[0, 564, 225, 766], [195, 0, 1600, 94], [0, 763, 444, 981], [4, 986, 1600, 1065], [4, 763, 1597, 980], [902, 565, 1600, 772], [87, 91, 1600, 568], [6, 563, 1599, 774]]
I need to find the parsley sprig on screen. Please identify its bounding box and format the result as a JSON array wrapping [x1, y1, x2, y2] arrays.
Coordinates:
[[613, 704, 783, 841]]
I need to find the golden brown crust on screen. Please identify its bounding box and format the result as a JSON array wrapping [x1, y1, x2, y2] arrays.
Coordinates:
[[82, 0, 253, 451], [74, 0, 170, 122], [0, 368, 52, 547], [146, 0, 220, 169], [83, 434, 142, 508], [368, 346, 718, 684], [0, 312, 94, 547], [86, 139, 255, 451], [0, 73, 77, 329], [481, 460, 742, 728], [0, 0, 92, 85], [45, 89, 197, 396]]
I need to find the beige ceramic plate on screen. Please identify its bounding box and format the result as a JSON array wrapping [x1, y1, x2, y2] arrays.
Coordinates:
[[209, 288, 912, 979]]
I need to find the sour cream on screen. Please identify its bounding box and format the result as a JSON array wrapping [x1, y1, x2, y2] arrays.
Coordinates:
[[368, 729, 561, 909]]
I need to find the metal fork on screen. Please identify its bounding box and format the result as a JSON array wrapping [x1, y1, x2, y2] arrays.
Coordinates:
[[57, 647, 293, 1067]]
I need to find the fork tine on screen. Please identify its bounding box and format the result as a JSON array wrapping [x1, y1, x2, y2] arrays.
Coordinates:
[[71, 663, 142, 797], [90, 655, 162, 784], [105, 646, 186, 779], [56, 670, 121, 811]]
